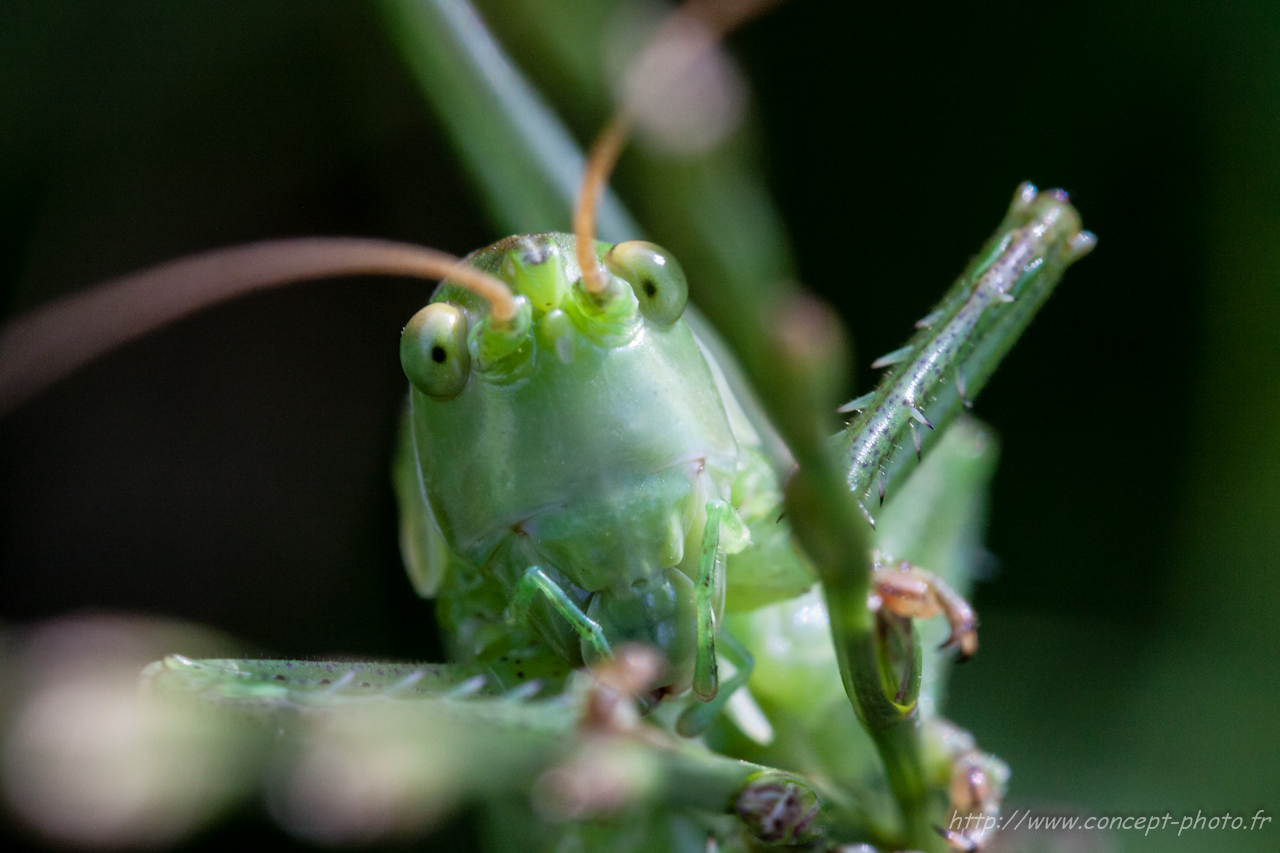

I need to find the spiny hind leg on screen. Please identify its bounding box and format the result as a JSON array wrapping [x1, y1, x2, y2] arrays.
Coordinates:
[[870, 551, 977, 660], [508, 566, 612, 660]]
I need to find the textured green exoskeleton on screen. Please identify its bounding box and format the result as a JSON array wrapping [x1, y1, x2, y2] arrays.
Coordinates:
[[394, 232, 814, 708]]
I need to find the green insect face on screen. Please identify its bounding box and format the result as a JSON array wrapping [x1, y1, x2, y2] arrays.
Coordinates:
[[400, 233, 739, 690]]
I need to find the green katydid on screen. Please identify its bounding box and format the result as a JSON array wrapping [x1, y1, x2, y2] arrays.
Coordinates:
[[390, 171, 1090, 723], [0, 0, 1097, 849], [0, 182, 1091, 853], [393, 229, 807, 724]]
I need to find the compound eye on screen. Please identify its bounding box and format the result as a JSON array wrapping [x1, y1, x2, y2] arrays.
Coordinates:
[[604, 241, 688, 326], [400, 302, 470, 400]]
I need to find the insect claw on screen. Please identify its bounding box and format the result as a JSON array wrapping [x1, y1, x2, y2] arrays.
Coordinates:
[[873, 559, 979, 661], [945, 620, 979, 660], [911, 419, 923, 461], [938, 635, 974, 663], [877, 470, 886, 506]]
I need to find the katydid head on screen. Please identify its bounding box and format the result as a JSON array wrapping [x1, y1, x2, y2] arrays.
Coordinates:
[[399, 232, 692, 390], [394, 0, 786, 692], [399, 232, 735, 696]]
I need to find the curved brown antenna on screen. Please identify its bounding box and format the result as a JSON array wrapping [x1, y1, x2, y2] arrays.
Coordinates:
[[572, 0, 788, 293], [0, 238, 516, 418], [574, 116, 633, 295]]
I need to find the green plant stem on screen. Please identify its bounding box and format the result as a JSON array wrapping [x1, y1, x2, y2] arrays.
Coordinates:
[[382, 0, 639, 240]]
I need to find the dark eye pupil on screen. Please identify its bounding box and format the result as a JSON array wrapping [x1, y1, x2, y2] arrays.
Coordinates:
[[642, 280, 657, 298], [431, 345, 447, 364]]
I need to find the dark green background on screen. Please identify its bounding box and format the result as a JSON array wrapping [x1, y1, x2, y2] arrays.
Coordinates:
[[1, 2, 1275, 851]]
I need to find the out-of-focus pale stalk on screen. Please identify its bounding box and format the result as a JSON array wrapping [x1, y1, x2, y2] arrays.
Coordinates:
[[0, 617, 262, 848]]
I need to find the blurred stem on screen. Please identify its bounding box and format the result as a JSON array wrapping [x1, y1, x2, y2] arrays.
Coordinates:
[[782, 415, 934, 849], [382, 0, 639, 241], [657, 742, 787, 813]]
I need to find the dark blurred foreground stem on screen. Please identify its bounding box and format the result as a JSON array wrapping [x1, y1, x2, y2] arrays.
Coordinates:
[[747, 290, 936, 849]]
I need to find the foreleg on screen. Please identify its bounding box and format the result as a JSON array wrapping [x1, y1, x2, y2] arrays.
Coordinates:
[[677, 499, 756, 736], [677, 629, 756, 737], [692, 499, 748, 701], [508, 566, 612, 660]]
